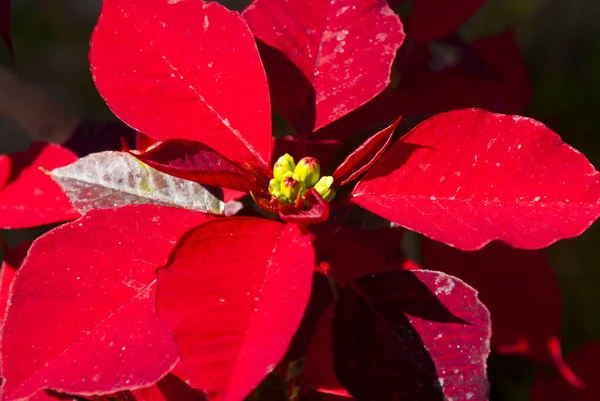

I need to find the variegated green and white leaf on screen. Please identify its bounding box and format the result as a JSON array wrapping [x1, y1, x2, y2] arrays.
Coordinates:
[[49, 151, 226, 214]]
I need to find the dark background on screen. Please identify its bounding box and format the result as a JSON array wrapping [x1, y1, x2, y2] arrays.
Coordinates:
[[1, 0, 599, 400]]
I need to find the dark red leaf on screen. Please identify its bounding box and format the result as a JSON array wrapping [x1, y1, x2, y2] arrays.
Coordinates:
[[129, 374, 206, 401], [244, 0, 405, 131], [421, 238, 583, 386], [302, 305, 350, 398], [316, 31, 532, 141], [156, 218, 315, 401], [407, 0, 485, 42], [352, 109, 600, 250], [136, 133, 158, 152], [0, 0, 12, 55], [0, 205, 210, 400], [531, 342, 600, 401], [312, 224, 404, 284], [333, 270, 491, 401], [332, 117, 400, 186], [129, 139, 258, 192], [0, 142, 79, 229], [90, 0, 272, 168], [280, 189, 330, 224]]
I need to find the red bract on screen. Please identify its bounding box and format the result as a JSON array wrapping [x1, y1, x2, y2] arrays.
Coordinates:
[[421, 239, 584, 386], [243, 0, 405, 132], [3, 0, 599, 400], [0, 142, 79, 229], [352, 109, 600, 250], [90, 0, 272, 169], [0, 206, 210, 400]]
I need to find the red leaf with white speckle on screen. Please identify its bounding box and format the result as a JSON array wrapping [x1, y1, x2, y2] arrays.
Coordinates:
[[0, 205, 210, 401], [333, 269, 491, 400], [157, 218, 314, 401], [352, 109, 600, 250], [244, 0, 404, 132], [90, 0, 271, 168], [421, 238, 583, 386], [0, 142, 79, 229], [0, 0, 12, 54]]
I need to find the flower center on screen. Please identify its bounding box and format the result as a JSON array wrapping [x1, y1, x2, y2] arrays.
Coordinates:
[[268, 154, 336, 204]]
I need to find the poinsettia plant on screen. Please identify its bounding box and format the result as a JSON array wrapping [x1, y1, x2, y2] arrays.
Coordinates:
[[1, 0, 599, 401]]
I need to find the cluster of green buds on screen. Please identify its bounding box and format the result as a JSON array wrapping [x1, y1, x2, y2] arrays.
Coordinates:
[[268, 154, 336, 204]]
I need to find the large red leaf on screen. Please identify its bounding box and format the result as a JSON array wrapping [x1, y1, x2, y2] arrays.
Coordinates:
[[0, 205, 210, 401], [129, 139, 257, 192], [243, 0, 404, 132], [332, 117, 400, 186], [90, 0, 272, 168], [407, 0, 485, 42], [531, 342, 600, 401], [0, 142, 79, 229], [421, 238, 583, 386], [352, 109, 600, 250], [333, 270, 491, 400], [157, 218, 315, 401], [0, 241, 30, 326], [129, 374, 206, 401]]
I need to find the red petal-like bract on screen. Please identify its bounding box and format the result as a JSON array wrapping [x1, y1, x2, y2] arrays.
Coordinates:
[[273, 136, 343, 175], [157, 218, 315, 401], [352, 109, 600, 250], [0, 142, 79, 229], [129, 374, 206, 401], [90, 0, 272, 168], [333, 270, 491, 400], [406, 0, 485, 41], [421, 238, 583, 386], [130, 139, 257, 192], [0, 241, 30, 324], [243, 0, 405, 132], [0, 205, 210, 400], [332, 117, 400, 186], [531, 342, 600, 401]]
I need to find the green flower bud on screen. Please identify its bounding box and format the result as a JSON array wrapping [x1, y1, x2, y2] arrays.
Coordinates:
[[280, 172, 300, 202], [268, 178, 281, 197], [314, 176, 336, 202], [273, 154, 296, 181], [294, 157, 320, 187]]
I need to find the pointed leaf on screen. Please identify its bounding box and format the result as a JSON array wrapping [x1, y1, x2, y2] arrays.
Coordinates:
[[407, 0, 485, 41], [90, 0, 271, 168], [0, 142, 79, 229], [157, 218, 315, 401], [333, 270, 491, 400], [130, 139, 257, 192], [130, 374, 206, 401], [50, 151, 225, 215], [0, 205, 211, 400], [352, 109, 600, 250], [332, 117, 400, 186], [531, 342, 600, 401], [244, 0, 405, 131], [421, 238, 583, 386], [0, 241, 30, 325]]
